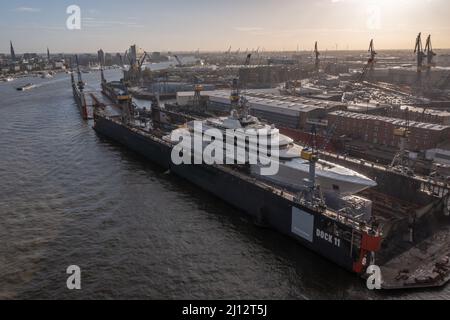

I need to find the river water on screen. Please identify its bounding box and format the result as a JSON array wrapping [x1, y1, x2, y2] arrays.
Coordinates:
[[0, 70, 448, 299]]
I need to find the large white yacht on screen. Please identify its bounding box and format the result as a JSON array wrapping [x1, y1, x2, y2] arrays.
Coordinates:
[[167, 109, 377, 197]]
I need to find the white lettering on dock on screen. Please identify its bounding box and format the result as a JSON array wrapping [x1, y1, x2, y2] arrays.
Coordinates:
[[316, 229, 341, 248]]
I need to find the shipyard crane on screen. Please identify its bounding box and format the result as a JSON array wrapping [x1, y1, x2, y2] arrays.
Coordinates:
[[226, 46, 232, 55], [230, 78, 241, 109], [314, 41, 320, 73], [117, 53, 124, 68], [368, 39, 377, 70], [174, 55, 183, 67], [74, 55, 84, 91], [244, 53, 252, 66], [124, 50, 130, 66], [230, 54, 252, 111], [391, 108, 413, 174], [297, 125, 326, 207], [127, 51, 148, 71], [193, 84, 204, 110], [359, 39, 377, 82], [414, 33, 426, 74], [136, 51, 149, 70], [424, 34, 437, 74]]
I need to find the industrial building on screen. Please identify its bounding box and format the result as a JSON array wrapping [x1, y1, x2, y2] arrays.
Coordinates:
[[387, 105, 450, 125], [328, 111, 450, 151], [177, 90, 344, 130]]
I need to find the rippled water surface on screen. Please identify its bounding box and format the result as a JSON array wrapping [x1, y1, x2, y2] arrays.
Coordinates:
[[0, 71, 448, 299]]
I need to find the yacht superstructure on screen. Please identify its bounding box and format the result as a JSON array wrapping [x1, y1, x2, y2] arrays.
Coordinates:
[[169, 110, 377, 197]]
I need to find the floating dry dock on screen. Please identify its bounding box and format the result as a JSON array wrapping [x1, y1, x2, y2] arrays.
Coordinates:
[[88, 75, 450, 290], [91, 104, 384, 277]]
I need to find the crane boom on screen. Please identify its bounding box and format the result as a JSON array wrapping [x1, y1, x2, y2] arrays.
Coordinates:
[[359, 39, 377, 82], [174, 55, 183, 67], [138, 51, 149, 68], [244, 54, 252, 66], [74, 55, 84, 91], [314, 41, 320, 71], [368, 39, 377, 69], [424, 34, 436, 72], [414, 33, 426, 73]]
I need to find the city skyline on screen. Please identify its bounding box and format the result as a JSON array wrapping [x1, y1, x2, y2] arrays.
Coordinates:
[[1, 0, 450, 53]]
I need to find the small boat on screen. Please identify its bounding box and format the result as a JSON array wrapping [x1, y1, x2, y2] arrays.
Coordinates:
[[16, 83, 36, 91], [4, 77, 15, 82], [41, 73, 53, 79]]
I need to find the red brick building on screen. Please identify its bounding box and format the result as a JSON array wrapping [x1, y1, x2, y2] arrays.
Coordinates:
[[387, 106, 450, 126], [328, 111, 450, 151]]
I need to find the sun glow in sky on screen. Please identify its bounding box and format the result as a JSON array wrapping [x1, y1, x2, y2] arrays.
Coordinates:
[[1, 0, 449, 53]]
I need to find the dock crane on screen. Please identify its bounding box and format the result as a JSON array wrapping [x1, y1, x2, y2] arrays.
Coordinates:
[[244, 53, 252, 66], [124, 50, 130, 67], [127, 51, 148, 72], [414, 33, 426, 74], [139, 52, 149, 69], [391, 108, 413, 175], [359, 39, 377, 82], [174, 55, 183, 67], [117, 53, 124, 68], [297, 125, 326, 208], [314, 41, 320, 73], [74, 55, 84, 91], [424, 34, 437, 74], [368, 39, 377, 71], [124, 50, 149, 85], [230, 54, 252, 110]]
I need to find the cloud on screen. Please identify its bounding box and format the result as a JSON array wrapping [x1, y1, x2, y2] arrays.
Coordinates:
[[14, 7, 41, 13]]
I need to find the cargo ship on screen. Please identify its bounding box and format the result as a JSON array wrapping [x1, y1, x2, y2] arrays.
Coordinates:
[[92, 94, 383, 275]]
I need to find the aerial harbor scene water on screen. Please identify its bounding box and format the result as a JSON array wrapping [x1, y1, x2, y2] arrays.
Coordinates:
[[1, 0, 450, 302]]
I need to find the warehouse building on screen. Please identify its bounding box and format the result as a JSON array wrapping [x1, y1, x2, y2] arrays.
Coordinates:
[[387, 105, 450, 126], [208, 91, 325, 129], [176, 89, 347, 130], [328, 111, 450, 151]]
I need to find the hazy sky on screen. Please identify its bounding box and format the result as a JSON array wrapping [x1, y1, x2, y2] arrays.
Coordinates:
[[1, 0, 450, 53]]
